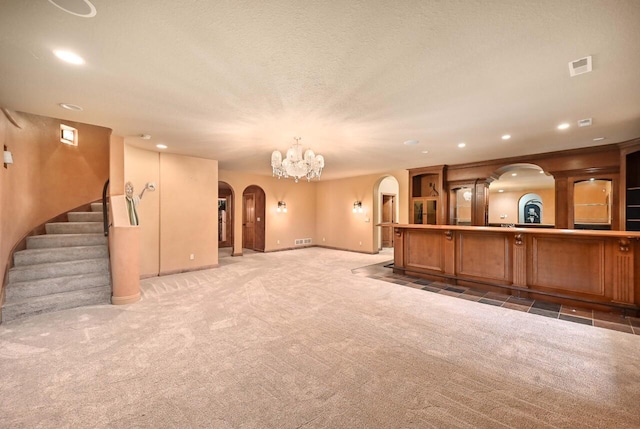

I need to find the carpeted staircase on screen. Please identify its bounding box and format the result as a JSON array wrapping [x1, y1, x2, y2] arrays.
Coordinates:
[[2, 202, 111, 322]]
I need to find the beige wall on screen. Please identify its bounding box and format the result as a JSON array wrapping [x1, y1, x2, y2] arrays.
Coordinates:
[[218, 170, 318, 255], [316, 170, 409, 253], [159, 153, 218, 273], [218, 169, 408, 255], [0, 111, 110, 298], [488, 188, 555, 225], [124, 144, 217, 276]]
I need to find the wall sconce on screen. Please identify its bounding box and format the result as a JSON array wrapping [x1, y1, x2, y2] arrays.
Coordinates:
[[353, 201, 363, 213], [277, 201, 287, 213], [3, 146, 13, 168]]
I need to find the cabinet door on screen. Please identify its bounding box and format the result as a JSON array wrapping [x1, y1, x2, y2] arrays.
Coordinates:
[[413, 199, 424, 224], [412, 198, 437, 224]]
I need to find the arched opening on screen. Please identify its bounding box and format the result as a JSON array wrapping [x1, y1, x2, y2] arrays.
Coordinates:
[[374, 175, 400, 253], [242, 185, 266, 252], [519, 193, 543, 224], [488, 163, 555, 226], [218, 181, 234, 257]]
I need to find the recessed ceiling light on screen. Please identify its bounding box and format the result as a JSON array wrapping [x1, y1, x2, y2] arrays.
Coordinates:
[[58, 103, 83, 111], [53, 49, 85, 65], [421, 150, 429, 154], [593, 137, 606, 141], [589, 178, 595, 181], [403, 140, 419, 145], [156, 144, 167, 149], [539, 170, 545, 174], [498, 189, 505, 193], [511, 173, 517, 177], [48, 0, 97, 18], [501, 134, 511, 140], [557, 123, 570, 130], [457, 142, 466, 148]]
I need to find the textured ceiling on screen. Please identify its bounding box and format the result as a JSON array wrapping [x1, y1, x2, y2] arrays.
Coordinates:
[[1, 0, 640, 180]]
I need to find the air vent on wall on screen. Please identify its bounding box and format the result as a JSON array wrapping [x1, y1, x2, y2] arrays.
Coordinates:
[[568, 56, 592, 77], [578, 118, 592, 127]]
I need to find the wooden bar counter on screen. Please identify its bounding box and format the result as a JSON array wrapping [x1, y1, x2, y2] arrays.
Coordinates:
[[392, 224, 640, 313]]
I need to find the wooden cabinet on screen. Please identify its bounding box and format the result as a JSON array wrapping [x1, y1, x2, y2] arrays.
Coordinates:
[[624, 150, 640, 231], [408, 166, 446, 225]]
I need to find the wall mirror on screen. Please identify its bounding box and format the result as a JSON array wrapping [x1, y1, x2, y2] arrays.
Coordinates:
[[573, 179, 612, 230], [488, 163, 555, 226]]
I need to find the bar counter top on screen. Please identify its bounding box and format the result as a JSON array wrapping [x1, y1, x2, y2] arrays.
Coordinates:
[[390, 223, 640, 239]]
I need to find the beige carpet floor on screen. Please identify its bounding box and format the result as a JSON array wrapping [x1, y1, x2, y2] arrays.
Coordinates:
[[1, 247, 639, 428]]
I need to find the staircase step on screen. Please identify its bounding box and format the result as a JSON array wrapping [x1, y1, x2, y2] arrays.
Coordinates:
[[27, 233, 107, 249], [2, 285, 111, 323], [46, 221, 103, 234], [5, 272, 111, 301], [68, 211, 103, 222], [14, 245, 108, 266], [9, 258, 109, 283], [91, 202, 106, 213]]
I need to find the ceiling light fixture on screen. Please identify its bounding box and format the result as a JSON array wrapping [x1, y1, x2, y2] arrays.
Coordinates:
[[501, 134, 511, 140], [593, 137, 606, 142], [404, 140, 419, 145], [271, 137, 324, 183], [58, 103, 83, 111], [156, 144, 167, 149], [511, 173, 517, 177], [458, 142, 466, 148], [53, 49, 85, 65], [48, 0, 97, 18], [498, 189, 505, 193], [421, 150, 429, 154], [557, 123, 570, 130]]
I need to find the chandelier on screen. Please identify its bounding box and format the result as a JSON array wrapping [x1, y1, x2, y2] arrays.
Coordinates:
[[271, 137, 324, 183]]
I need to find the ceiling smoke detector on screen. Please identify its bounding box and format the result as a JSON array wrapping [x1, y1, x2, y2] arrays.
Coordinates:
[[568, 56, 592, 77], [578, 118, 592, 127]]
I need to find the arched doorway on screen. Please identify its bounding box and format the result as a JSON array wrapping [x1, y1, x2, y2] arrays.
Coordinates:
[[218, 182, 234, 249], [242, 185, 266, 252], [374, 176, 400, 251]]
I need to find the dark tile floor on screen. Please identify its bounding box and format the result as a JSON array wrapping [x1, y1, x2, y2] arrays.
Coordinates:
[[352, 261, 640, 335]]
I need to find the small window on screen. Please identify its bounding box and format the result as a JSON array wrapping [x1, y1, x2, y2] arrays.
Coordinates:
[[60, 124, 78, 146]]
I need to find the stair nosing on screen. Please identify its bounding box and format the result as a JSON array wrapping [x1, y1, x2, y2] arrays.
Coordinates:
[[9, 257, 110, 272]]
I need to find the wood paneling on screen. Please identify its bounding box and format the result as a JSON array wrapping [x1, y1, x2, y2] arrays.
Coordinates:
[[530, 236, 604, 295], [457, 231, 510, 282], [393, 224, 640, 312], [406, 230, 444, 272]]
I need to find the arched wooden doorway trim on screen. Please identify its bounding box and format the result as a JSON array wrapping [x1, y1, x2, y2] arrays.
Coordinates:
[[242, 185, 266, 252], [373, 175, 400, 251], [218, 181, 234, 249]]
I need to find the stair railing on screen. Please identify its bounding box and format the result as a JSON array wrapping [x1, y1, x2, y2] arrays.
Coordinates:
[[102, 179, 110, 237]]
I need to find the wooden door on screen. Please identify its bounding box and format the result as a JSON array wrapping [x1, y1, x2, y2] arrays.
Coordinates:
[[382, 194, 395, 247], [243, 193, 255, 249]]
